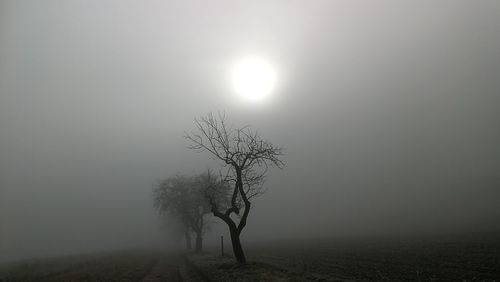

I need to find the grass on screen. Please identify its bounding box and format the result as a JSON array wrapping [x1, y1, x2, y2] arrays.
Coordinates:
[[186, 252, 304, 281]]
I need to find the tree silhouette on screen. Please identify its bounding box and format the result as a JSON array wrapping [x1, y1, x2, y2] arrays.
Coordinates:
[[186, 113, 284, 263], [153, 175, 212, 252]]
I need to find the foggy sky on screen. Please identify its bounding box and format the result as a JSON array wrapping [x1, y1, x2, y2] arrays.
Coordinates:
[[1, 0, 500, 262]]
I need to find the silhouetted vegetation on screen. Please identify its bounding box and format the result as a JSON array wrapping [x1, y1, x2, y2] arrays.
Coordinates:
[[154, 174, 214, 252], [185, 113, 284, 264]]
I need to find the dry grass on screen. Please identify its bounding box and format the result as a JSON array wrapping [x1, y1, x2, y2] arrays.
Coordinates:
[[186, 253, 308, 281]]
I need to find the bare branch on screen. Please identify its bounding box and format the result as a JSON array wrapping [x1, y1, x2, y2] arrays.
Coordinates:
[[185, 112, 285, 239]]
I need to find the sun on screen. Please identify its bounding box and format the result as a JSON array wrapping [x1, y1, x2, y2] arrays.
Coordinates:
[[231, 56, 277, 101]]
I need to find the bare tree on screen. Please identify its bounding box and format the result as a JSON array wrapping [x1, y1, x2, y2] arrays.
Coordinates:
[[153, 175, 212, 252], [185, 113, 284, 263]]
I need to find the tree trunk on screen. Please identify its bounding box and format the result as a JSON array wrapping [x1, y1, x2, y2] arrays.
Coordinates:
[[230, 227, 246, 264], [195, 232, 203, 253], [185, 230, 192, 250]]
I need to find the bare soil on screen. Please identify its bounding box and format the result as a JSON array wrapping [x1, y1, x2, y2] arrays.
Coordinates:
[[1, 233, 499, 281], [0, 251, 180, 282], [194, 233, 500, 281]]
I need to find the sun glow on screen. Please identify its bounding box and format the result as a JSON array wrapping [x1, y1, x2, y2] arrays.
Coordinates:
[[231, 56, 277, 101]]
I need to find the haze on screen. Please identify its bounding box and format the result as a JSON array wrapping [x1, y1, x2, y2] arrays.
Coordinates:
[[1, 0, 499, 263]]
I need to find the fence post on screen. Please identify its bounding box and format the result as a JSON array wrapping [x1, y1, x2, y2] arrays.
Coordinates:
[[221, 235, 224, 256]]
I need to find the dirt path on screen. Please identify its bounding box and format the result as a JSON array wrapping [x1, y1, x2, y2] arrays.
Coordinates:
[[141, 257, 182, 282]]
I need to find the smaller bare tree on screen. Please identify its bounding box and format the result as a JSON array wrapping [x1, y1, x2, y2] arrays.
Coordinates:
[[186, 113, 284, 263], [153, 175, 212, 252]]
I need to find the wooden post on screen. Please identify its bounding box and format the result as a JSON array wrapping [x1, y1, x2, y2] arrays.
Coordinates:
[[221, 235, 224, 256]]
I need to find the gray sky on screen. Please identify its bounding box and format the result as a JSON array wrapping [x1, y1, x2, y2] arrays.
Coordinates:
[[1, 0, 500, 262]]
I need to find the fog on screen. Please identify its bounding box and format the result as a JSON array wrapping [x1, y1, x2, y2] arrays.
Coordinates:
[[1, 0, 499, 262]]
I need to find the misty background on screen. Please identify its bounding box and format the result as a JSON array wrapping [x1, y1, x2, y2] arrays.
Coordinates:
[[1, 1, 499, 262]]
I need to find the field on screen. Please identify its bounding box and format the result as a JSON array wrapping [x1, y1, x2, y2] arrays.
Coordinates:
[[1, 233, 499, 281], [0, 251, 181, 282], [197, 233, 500, 281]]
